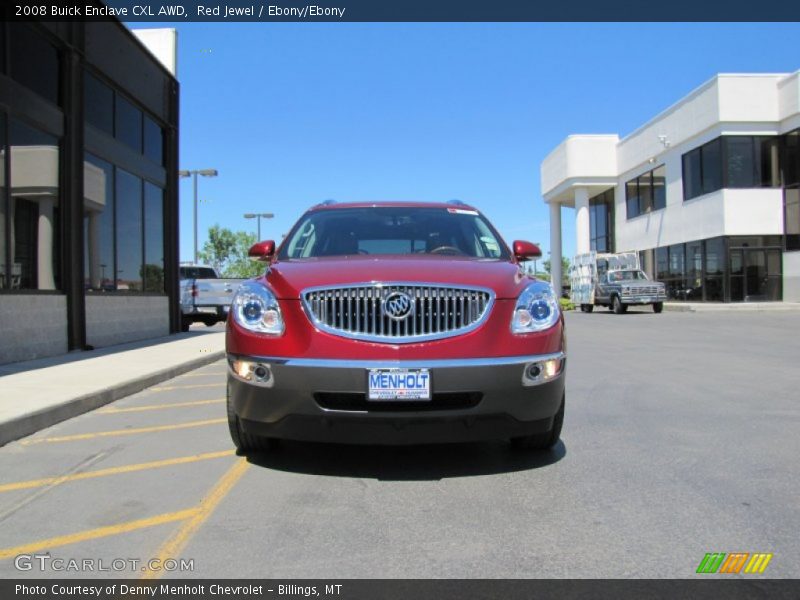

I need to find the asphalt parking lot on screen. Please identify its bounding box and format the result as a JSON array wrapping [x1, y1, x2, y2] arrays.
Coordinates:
[[0, 310, 797, 578]]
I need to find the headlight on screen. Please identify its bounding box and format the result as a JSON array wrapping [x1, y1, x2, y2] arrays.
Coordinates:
[[622, 286, 631, 294], [511, 282, 560, 334], [232, 281, 284, 335]]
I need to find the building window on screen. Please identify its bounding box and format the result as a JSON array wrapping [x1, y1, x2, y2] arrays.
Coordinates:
[[84, 72, 114, 136], [83, 155, 165, 294], [685, 241, 703, 301], [785, 130, 799, 188], [84, 153, 115, 290], [115, 169, 143, 291], [143, 182, 164, 292], [625, 165, 665, 219], [704, 237, 725, 301], [725, 136, 779, 188], [9, 24, 60, 106], [115, 95, 143, 152], [143, 116, 164, 166], [683, 136, 778, 200], [1, 119, 61, 291], [786, 188, 800, 251], [85, 73, 164, 165], [589, 188, 614, 252]]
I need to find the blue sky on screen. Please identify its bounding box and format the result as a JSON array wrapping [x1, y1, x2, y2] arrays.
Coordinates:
[[138, 22, 800, 262]]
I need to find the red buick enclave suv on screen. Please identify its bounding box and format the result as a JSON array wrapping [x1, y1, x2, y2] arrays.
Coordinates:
[[225, 201, 566, 452]]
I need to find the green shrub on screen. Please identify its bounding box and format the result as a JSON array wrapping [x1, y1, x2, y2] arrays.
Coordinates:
[[559, 297, 575, 311]]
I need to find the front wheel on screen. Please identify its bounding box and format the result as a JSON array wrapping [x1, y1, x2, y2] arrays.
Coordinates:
[[227, 386, 278, 455], [653, 302, 664, 313], [511, 394, 565, 451], [612, 295, 627, 314]]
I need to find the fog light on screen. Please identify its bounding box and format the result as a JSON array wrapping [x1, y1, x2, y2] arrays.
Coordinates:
[[232, 359, 255, 381], [230, 358, 274, 387], [253, 364, 272, 383], [542, 358, 561, 379], [526, 364, 541, 379], [522, 357, 564, 386]]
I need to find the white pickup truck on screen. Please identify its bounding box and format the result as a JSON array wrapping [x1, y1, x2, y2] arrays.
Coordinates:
[[179, 264, 243, 331], [570, 252, 666, 314]]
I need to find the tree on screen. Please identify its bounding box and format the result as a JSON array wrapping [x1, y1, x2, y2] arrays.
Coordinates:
[[198, 225, 266, 278], [197, 225, 236, 272]]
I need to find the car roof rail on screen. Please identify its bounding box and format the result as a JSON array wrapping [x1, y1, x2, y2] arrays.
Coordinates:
[[317, 199, 337, 206], [447, 199, 468, 207]]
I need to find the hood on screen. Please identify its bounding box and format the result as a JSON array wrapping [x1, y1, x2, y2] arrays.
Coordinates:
[[261, 255, 530, 299]]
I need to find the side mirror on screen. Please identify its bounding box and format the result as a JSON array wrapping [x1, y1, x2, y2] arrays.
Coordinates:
[[512, 240, 542, 261], [248, 240, 276, 262]]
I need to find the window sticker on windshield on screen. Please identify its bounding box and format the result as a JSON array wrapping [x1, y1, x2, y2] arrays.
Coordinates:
[[447, 208, 479, 215]]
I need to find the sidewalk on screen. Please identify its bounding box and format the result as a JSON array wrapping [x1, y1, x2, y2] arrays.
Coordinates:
[[664, 301, 800, 312], [0, 329, 226, 447]]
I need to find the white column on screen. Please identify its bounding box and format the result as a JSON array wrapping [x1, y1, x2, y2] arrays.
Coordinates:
[[549, 201, 563, 297], [575, 187, 591, 256], [37, 197, 56, 290]]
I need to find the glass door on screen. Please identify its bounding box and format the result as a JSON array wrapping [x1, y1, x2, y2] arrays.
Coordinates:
[[730, 248, 782, 302]]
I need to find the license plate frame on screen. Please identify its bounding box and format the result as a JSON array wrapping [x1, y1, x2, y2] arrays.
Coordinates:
[[367, 368, 431, 401]]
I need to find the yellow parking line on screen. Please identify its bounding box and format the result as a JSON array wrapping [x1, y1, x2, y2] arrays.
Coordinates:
[[149, 383, 224, 392], [98, 399, 225, 414], [20, 418, 227, 445], [0, 508, 199, 560], [0, 450, 235, 493], [141, 458, 249, 580]]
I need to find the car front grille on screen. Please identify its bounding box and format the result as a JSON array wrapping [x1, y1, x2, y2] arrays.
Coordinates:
[[301, 283, 494, 343], [622, 285, 662, 296], [313, 392, 483, 412]]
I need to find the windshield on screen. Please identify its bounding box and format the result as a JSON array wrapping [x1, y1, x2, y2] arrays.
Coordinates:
[[279, 207, 509, 259], [608, 270, 648, 282]]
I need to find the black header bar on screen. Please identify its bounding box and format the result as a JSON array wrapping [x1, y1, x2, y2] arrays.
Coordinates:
[[4, 579, 800, 600], [5, 0, 800, 22]]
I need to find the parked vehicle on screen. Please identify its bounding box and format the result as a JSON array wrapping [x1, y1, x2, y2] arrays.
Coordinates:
[[570, 252, 666, 314], [226, 201, 566, 452], [179, 264, 243, 331]]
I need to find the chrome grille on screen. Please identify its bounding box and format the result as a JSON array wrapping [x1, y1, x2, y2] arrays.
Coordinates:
[[301, 283, 494, 343], [622, 285, 662, 296]]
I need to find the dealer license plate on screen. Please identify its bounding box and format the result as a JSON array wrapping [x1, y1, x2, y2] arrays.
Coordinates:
[[368, 369, 431, 401]]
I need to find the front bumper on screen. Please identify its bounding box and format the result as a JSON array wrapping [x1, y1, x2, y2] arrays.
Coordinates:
[[227, 353, 565, 445]]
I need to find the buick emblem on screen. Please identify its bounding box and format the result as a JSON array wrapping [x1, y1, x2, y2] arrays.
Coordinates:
[[383, 291, 414, 321]]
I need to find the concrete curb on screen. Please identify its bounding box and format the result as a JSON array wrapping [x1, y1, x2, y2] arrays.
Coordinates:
[[0, 350, 225, 447]]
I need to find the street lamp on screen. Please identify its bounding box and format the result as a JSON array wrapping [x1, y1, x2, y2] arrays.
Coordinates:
[[243, 212, 275, 241], [179, 168, 218, 263]]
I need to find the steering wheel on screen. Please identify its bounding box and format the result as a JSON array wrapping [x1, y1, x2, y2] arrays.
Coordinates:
[[429, 245, 465, 256]]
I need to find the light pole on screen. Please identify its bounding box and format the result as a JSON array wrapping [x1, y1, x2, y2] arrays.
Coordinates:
[[179, 168, 218, 263], [243, 212, 275, 241]]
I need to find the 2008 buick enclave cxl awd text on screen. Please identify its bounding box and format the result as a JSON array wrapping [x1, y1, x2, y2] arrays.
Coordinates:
[[225, 201, 566, 452]]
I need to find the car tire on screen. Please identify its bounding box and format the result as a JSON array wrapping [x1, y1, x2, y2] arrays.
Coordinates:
[[227, 386, 277, 454], [180, 317, 191, 332], [204, 319, 218, 327], [584, 304, 593, 313], [653, 302, 664, 313], [612, 295, 627, 314], [511, 393, 565, 451]]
